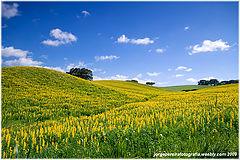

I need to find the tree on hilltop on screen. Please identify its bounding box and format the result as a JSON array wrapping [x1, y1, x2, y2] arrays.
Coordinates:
[[146, 82, 155, 86], [66, 68, 93, 81]]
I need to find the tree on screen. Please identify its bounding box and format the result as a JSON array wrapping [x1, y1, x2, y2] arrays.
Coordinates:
[[126, 80, 138, 83], [66, 68, 93, 81], [209, 79, 219, 86], [198, 80, 209, 85], [146, 82, 155, 86]]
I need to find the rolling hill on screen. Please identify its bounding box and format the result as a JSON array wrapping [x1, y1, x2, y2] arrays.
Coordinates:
[[1, 66, 238, 158], [2, 66, 166, 127]]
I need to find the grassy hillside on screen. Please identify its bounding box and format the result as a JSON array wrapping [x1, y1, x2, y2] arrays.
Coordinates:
[[160, 85, 211, 91], [2, 67, 156, 128], [1, 67, 239, 158], [93, 80, 168, 99]]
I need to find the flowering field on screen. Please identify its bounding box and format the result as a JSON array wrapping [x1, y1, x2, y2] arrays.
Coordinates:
[[1, 66, 239, 158]]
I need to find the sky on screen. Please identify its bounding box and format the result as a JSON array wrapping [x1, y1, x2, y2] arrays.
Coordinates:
[[1, 1, 239, 86]]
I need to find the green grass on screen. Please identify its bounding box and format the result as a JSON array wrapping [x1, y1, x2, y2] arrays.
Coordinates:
[[160, 85, 212, 91], [1, 67, 239, 159]]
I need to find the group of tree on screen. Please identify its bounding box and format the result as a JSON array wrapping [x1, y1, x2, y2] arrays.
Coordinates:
[[198, 79, 239, 86], [126, 80, 156, 86], [126, 80, 138, 83], [146, 82, 155, 86], [66, 68, 93, 81]]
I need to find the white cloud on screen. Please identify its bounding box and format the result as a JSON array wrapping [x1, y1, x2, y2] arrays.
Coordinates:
[[176, 66, 192, 72], [2, 3, 19, 19], [201, 77, 216, 80], [50, 29, 77, 42], [136, 73, 143, 78], [2, 46, 43, 67], [147, 72, 160, 77], [148, 49, 152, 53], [176, 66, 187, 71], [168, 68, 172, 71], [91, 68, 102, 72], [95, 55, 119, 61], [184, 26, 189, 30], [156, 48, 164, 53], [64, 57, 68, 61], [42, 40, 62, 46], [111, 74, 129, 81], [188, 39, 231, 55], [93, 76, 104, 81], [185, 68, 192, 72], [66, 61, 87, 71], [117, 35, 130, 43], [39, 55, 48, 59], [2, 46, 29, 58], [43, 66, 65, 72], [156, 82, 168, 86], [4, 57, 43, 66], [186, 78, 197, 82], [42, 29, 77, 46], [131, 38, 154, 45], [175, 74, 184, 78], [117, 35, 154, 45], [82, 10, 90, 16]]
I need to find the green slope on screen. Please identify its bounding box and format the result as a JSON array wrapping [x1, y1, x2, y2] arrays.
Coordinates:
[[93, 80, 168, 99], [1, 67, 155, 127], [160, 85, 212, 91]]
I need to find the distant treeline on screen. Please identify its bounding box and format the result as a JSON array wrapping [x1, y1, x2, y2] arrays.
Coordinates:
[[198, 79, 239, 86]]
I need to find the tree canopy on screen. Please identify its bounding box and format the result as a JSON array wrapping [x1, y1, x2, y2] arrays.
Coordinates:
[[66, 68, 93, 81], [146, 82, 155, 86]]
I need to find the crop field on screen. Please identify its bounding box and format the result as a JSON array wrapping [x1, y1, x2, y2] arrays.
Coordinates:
[[1, 66, 239, 158]]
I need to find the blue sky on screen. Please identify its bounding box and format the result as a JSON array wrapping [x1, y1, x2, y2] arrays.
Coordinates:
[[1, 2, 238, 86]]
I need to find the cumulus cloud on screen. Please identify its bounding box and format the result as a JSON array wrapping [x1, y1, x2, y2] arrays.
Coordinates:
[[147, 72, 160, 77], [136, 73, 143, 78], [66, 61, 87, 71], [201, 77, 216, 80], [117, 35, 154, 45], [184, 26, 189, 30], [175, 74, 184, 78], [2, 3, 19, 19], [176, 66, 192, 72], [185, 68, 192, 72], [117, 35, 130, 43], [176, 66, 187, 71], [111, 74, 129, 81], [93, 76, 104, 81], [42, 40, 62, 46], [82, 10, 90, 16], [39, 55, 48, 59], [186, 78, 197, 82], [156, 48, 164, 53], [95, 55, 119, 61], [156, 82, 168, 86], [188, 39, 230, 55], [2, 46, 43, 66], [4, 57, 43, 66], [131, 38, 154, 45], [43, 66, 65, 72], [2, 46, 29, 58], [42, 29, 77, 46]]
